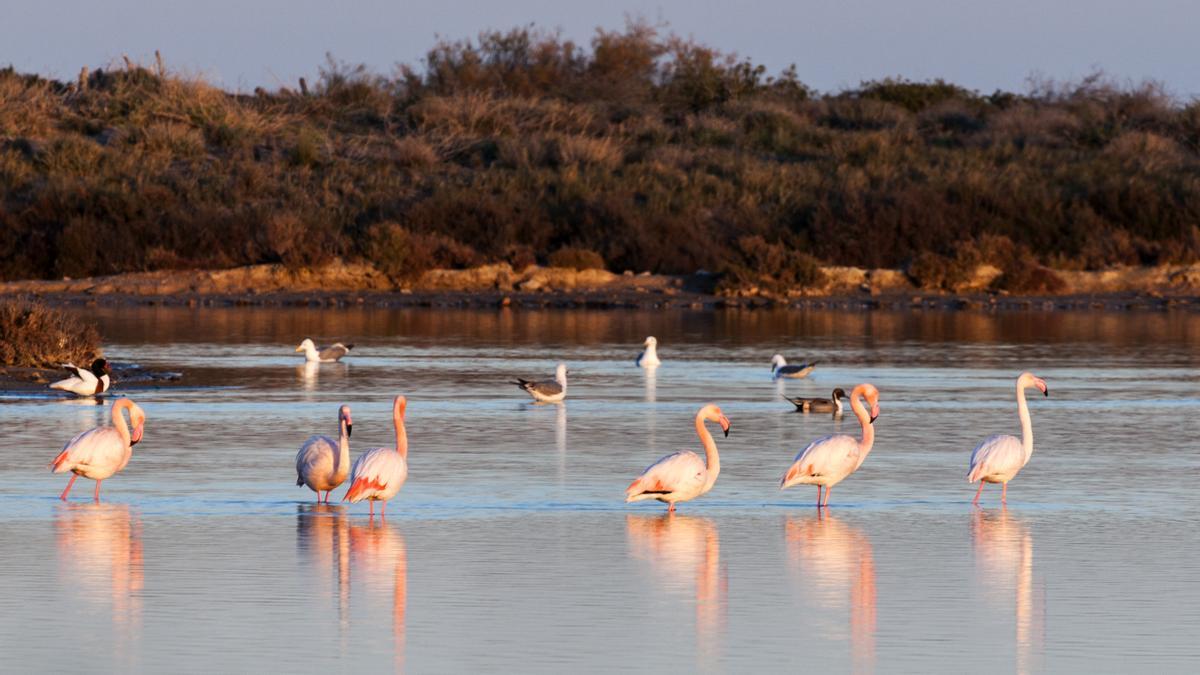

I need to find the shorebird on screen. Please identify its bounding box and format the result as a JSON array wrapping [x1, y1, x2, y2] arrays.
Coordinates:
[[49, 398, 147, 501], [780, 384, 880, 507], [967, 372, 1049, 505], [296, 338, 354, 363], [345, 396, 409, 517], [636, 337, 661, 368], [49, 358, 111, 397], [296, 404, 353, 503], [771, 354, 818, 379], [512, 363, 568, 403], [625, 404, 731, 513], [783, 388, 846, 414]]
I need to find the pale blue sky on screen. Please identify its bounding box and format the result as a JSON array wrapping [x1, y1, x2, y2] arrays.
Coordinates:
[[4, 0, 1197, 96]]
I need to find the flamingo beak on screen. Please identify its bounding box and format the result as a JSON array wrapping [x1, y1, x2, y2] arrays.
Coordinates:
[[870, 402, 880, 424], [1038, 380, 1049, 397], [719, 415, 731, 437], [131, 423, 144, 445], [346, 417, 353, 437]]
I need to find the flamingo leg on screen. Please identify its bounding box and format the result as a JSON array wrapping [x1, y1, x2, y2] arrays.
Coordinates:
[[667, 502, 676, 513], [369, 500, 375, 518], [93, 479, 102, 503], [1001, 483, 1008, 504], [972, 482, 985, 505], [823, 487, 832, 507], [381, 501, 387, 518], [59, 474, 78, 501], [815, 486, 823, 508]]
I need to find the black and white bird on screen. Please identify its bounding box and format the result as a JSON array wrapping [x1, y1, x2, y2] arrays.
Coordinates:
[[49, 358, 111, 397], [295, 338, 354, 363], [783, 388, 846, 414], [636, 336, 661, 368], [771, 354, 818, 379], [512, 363, 568, 403]]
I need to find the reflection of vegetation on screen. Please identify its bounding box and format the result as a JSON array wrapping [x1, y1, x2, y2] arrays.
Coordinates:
[[2, 22, 1199, 293], [0, 297, 101, 366]]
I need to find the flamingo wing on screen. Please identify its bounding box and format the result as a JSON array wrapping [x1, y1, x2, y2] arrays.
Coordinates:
[[296, 435, 336, 486], [345, 448, 407, 502], [626, 451, 706, 501], [50, 427, 124, 474], [781, 434, 860, 487], [967, 434, 1024, 483]]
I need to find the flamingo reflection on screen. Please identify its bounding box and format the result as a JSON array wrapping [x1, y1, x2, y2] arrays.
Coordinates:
[[784, 513, 876, 673], [972, 508, 1044, 675], [626, 514, 727, 665], [54, 503, 144, 665], [296, 506, 407, 668]]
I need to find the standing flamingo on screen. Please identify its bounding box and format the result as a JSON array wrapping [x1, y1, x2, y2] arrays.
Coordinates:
[[296, 404, 353, 503], [49, 398, 147, 502], [625, 404, 731, 513], [345, 396, 409, 517], [968, 372, 1049, 505], [780, 383, 880, 507]]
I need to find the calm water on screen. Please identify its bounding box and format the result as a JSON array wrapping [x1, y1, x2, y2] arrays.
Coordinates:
[[1, 307, 1198, 673]]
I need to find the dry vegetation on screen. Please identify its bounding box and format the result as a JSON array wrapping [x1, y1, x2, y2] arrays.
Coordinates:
[[0, 297, 101, 366], [2, 21, 1200, 292]]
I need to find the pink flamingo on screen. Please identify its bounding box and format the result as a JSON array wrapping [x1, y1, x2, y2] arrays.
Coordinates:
[[345, 396, 409, 517], [49, 398, 147, 502], [780, 384, 880, 507], [296, 404, 353, 503], [625, 404, 731, 513], [968, 372, 1049, 505]]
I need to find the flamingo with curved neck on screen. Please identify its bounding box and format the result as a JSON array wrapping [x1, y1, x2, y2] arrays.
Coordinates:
[[345, 396, 410, 517], [967, 372, 1049, 505], [780, 383, 881, 507], [49, 398, 147, 502], [296, 404, 354, 503], [625, 404, 732, 513]]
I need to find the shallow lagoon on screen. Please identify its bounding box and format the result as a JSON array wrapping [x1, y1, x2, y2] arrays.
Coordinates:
[[1, 307, 1198, 672]]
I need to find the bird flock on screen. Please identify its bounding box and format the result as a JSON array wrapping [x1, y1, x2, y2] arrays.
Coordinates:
[[46, 336, 1047, 511]]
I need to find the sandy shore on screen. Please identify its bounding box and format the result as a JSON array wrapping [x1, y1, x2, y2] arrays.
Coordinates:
[[1, 260, 1197, 311]]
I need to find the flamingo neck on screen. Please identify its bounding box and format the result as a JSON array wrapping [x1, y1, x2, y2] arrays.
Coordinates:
[[394, 410, 408, 459], [338, 422, 351, 468], [850, 387, 875, 466], [696, 413, 720, 490], [1016, 382, 1034, 464], [111, 400, 132, 447]]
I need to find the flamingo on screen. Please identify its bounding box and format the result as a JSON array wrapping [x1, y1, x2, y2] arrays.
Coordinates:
[[296, 338, 354, 363], [625, 404, 731, 513], [780, 383, 880, 507], [49, 398, 147, 502], [296, 404, 353, 503], [636, 337, 661, 368], [345, 396, 409, 517], [968, 372, 1049, 505]]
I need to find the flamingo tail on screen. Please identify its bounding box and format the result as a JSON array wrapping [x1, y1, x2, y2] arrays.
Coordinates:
[[49, 450, 72, 473], [344, 476, 386, 502]]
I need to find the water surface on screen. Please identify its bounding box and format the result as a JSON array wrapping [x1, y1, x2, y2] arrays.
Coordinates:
[[1, 307, 1198, 672]]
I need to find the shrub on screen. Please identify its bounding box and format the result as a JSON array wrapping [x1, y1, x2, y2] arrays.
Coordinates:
[[717, 236, 826, 294], [548, 246, 606, 270], [0, 297, 102, 367]]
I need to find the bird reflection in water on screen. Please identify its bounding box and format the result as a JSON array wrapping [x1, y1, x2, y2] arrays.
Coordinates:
[[298, 362, 321, 394], [626, 514, 727, 667], [972, 508, 1044, 675], [644, 367, 657, 403], [297, 505, 407, 669], [784, 512, 876, 674], [54, 503, 144, 666]]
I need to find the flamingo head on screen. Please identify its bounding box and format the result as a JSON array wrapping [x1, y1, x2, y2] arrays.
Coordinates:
[[1019, 372, 1049, 397], [295, 338, 315, 353], [700, 404, 731, 437], [643, 336, 657, 347], [128, 402, 146, 445], [339, 404, 353, 437], [854, 383, 881, 424], [770, 354, 786, 371], [393, 395, 407, 419]]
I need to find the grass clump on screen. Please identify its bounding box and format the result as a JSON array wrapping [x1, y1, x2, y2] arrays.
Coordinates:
[[0, 297, 102, 367]]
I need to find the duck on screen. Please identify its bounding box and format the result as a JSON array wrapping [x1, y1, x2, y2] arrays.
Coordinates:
[[783, 388, 846, 414], [49, 358, 111, 397]]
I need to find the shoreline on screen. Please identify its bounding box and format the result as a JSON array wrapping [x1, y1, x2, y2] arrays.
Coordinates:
[[1, 261, 1197, 312]]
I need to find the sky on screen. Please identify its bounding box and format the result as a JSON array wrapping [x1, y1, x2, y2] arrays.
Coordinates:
[[4, 0, 1198, 97]]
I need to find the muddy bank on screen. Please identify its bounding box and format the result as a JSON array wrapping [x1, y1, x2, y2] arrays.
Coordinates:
[[1, 260, 1198, 311]]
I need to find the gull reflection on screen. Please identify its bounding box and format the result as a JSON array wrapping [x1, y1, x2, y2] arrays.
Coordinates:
[[784, 512, 876, 674], [54, 503, 144, 666], [296, 506, 407, 668], [555, 403, 567, 483], [297, 362, 321, 393], [644, 367, 657, 403], [972, 508, 1044, 675], [626, 514, 726, 667]]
